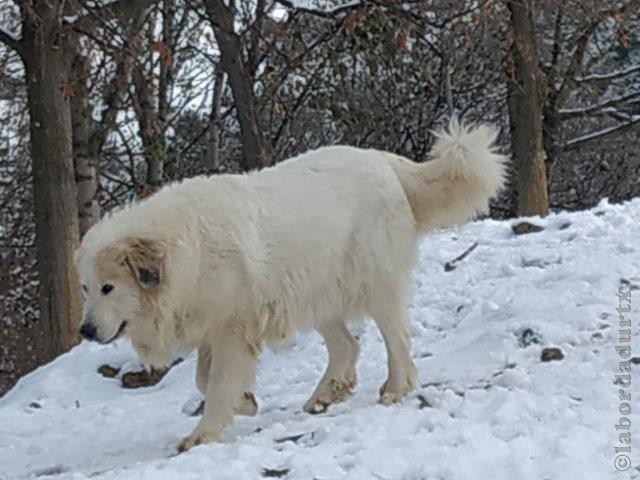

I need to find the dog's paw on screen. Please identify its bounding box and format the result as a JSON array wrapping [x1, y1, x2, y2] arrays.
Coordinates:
[[379, 381, 413, 405], [378, 376, 415, 406], [303, 398, 331, 415], [303, 378, 354, 414], [378, 390, 407, 406], [235, 391, 258, 416], [378, 363, 418, 406], [176, 429, 219, 453]]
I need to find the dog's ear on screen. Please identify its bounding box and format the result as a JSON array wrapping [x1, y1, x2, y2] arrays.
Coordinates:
[[122, 238, 165, 289]]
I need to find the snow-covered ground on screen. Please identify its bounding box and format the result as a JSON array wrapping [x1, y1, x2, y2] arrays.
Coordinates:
[[1, 199, 639, 480]]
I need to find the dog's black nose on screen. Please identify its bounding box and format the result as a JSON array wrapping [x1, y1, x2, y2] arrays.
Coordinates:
[[79, 323, 97, 341]]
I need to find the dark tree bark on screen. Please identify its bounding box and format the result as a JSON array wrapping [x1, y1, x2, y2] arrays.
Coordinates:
[[130, 2, 174, 197], [21, 2, 82, 360], [158, 0, 175, 126], [70, 54, 101, 236], [133, 67, 166, 196], [203, 0, 270, 171], [205, 68, 225, 173], [506, 0, 549, 217]]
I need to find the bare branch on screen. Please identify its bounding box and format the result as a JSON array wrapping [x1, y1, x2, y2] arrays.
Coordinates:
[[553, 0, 640, 105], [560, 116, 640, 150], [74, 0, 158, 29], [444, 242, 479, 272], [558, 90, 640, 118], [576, 64, 640, 82]]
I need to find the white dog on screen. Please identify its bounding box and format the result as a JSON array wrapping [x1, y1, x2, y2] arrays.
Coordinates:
[[76, 120, 506, 451]]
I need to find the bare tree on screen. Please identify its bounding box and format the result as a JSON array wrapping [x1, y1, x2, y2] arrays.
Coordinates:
[[16, 2, 82, 359], [541, 0, 640, 165], [0, 0, 157, 362], [202, 0, 270, 170], [205, 67, 226, 172]]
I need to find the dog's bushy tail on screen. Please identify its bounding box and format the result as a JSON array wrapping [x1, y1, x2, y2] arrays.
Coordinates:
[[391, 119, 507, 232]]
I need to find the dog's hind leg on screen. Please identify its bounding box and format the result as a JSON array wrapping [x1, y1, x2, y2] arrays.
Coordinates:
[[370, 294, 417, 406], [195, 344, 258, 417], [196, 344, 212, 395], [303, 320, 360, 414]]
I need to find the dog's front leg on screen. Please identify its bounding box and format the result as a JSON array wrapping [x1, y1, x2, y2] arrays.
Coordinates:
[[177, 326, 258, 452], [194, 344, 258, 417]]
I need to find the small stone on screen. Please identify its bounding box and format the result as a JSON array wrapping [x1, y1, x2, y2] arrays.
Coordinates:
[[33, 465, 69, 477], [274, 433, 305, 444], [29, 401, 41, 409], [417, 393, 431, 409], [512, 222, 545, 235], [190, 400, 205, 417], [262, 468, 289, 478], [559, 222, 571, 230], [97, 364, 120, 378], [630, 357, 640, 365], [541, 347, 564, 362], [521, 258, 548, 268], [619, 278, 639, 291], [121, 368, 167, 389], [517, 328, 542, 348]]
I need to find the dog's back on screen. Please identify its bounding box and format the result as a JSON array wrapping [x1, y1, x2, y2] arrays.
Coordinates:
[[231, 146, 420, 338]]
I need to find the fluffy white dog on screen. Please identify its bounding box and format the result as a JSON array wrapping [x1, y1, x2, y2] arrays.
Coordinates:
[[76, 120, 506, 451]]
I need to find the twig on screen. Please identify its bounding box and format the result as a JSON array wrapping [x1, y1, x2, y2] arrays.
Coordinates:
[[444, 242, 479, 272]]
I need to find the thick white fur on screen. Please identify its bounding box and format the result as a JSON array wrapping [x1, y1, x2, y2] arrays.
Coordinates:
[[76, 120, 506, 451]]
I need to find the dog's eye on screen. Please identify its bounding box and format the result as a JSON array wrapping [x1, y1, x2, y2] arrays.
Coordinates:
[[101, 284, 114, 295]]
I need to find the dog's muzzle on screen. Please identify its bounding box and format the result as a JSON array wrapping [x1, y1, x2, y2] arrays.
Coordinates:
[[79, 320, 127, 344], [79, 322, 97, 341]]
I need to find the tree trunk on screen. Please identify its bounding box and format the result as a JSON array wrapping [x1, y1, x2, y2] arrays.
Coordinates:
[[71, 54, 100, 236], [22, 3, 81, 360], [133, 68, 165, 197], [205, 69, 225, 173], [203, 0, 270, 171], [506, 0, 549, 217]]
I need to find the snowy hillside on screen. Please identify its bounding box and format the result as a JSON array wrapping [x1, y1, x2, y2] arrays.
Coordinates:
[[1, 199, 639, 480]]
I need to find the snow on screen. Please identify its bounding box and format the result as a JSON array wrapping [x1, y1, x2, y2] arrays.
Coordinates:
[[1, 198, 639, 480], [291, 0, 360, 12]]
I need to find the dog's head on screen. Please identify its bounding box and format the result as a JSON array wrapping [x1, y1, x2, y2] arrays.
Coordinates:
[[76, 237, 165, 345]]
